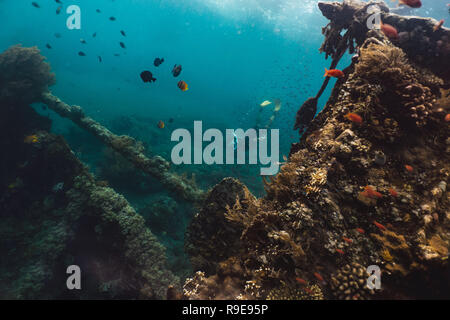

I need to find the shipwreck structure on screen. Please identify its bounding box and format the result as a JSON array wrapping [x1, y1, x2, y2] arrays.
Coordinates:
[[0, 0, 449, 299]]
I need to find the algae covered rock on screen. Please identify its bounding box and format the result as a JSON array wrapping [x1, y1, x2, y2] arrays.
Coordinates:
[[185, 178, 256, 274]]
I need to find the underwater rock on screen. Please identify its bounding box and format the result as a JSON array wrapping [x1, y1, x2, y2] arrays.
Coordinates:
[[185, 178, 256, 275]]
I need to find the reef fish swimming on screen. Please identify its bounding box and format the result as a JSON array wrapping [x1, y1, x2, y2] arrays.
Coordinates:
[[140, 71, 156, 83], [380, 21, 399, 39], [178, 80, 189, 91], [324, 68, 344, 78], [172, 64, 182, 77], [344, 113, 363, 124], [394, 0, 422, 8], [260, 100, 272, 107], [154, 58, 164, 67]]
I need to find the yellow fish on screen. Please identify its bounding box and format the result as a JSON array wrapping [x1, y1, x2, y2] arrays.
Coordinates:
[[274, 99, 282, 112], [260, 100, 272, 107], [24, 135, 39, 144]]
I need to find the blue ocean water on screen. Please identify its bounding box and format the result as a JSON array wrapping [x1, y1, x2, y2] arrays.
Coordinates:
[[1, 0, 448, 275], [1, 0, 447, 180]]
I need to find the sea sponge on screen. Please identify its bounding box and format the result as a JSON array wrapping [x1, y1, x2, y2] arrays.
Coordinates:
[[0, 45, 55, 104]]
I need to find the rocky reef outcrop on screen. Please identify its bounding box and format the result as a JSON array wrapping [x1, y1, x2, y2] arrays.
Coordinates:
[[183, 1, 450, 300]]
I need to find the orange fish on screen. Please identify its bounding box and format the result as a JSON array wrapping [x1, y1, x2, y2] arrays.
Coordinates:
[[177, 80, 189, 91], [362, 185, 383, 199], [389, 188, 399, 197], [356, 228, 365, 234], [405, 165, 414, 172], [445, 114, 450, 122], [295, 278, 307, 285], [396, 0, 422, 8], [157, 120, 165, 129], [324, 68, 344, 78], [433, 19, 444, 32], [342, 237, 353, 244], [344, 113, 363, 124], [24, 135, 39, 144], [336, 249, 345, 255], [380, 21, 399, 39], [303, 287, 314, 295], [314, 272, 324, 282], [373, 221, 387, 231]]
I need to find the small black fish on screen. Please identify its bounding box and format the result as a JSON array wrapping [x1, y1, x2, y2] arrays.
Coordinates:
[[169, 118, 174, 123], [55, 0, 62, 3], [56, 6, 62, 14], [120, 30, 126, 37], [154, 58, 164, 67], [80, 39, 87, 44], [32, 2, 40, 8], [140, 71, 156, 83], [109, 16, 116, 21], [46, 44, 52, 49], [92, 32, 97, 38], [78, 51, 86, 56], [54, 33, 61, 38], [114, 53, 120, 57], [98, 56, 102, 63], [96, 9, 101, 13], [172, 64, 182, 77], [119, 42, 126, 49]]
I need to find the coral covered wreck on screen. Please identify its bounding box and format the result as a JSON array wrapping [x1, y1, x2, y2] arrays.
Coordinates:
[[0, 0, 449, 300], [183, 0, 450, 300]]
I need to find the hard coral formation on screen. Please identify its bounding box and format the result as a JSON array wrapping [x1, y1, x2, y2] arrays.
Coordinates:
[[0, 118, 179, 299], [355, 42, 442, 128], [184, 1, 450, 300], [185, 178, 256, 274], [330, 262, 375, 300], [0, 45, 55, 104]]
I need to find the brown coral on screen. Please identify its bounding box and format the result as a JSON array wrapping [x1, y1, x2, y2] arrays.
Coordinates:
[[0, 45, 55, 104]]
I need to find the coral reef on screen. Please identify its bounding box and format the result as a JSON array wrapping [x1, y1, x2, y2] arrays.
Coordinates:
[[0, 45, 55, 104], [0, 44, 204, 204], [183, 1, 450, 300], [0, 93, 179, 299], [185, 178, 256, 275]]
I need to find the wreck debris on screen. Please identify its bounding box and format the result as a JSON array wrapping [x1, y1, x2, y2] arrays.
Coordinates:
[[40, 92, 205, 204]]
